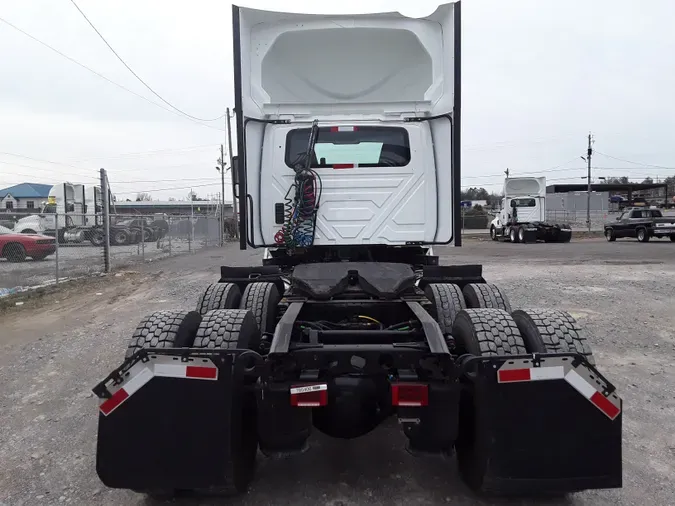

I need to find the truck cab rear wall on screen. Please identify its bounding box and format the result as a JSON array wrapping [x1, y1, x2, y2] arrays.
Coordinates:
[[250, 120, 453, 246]]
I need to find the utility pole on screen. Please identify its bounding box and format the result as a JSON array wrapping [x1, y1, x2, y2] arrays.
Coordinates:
[[216, 144, 226, 246], [226, 108, 239, 239], [505, 168, 510, 178], [586, 133, 593, 232]]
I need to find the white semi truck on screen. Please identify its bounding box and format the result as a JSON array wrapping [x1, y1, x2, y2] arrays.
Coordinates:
[[489, 177, 572, 243], [91, 3, 621, 501], [14, 183, 138, 245]]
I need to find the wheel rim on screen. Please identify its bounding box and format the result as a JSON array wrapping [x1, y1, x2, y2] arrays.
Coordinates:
[[510, 229, 515, 241], [115, 232, 127, 243], [606, 230, 612, 241], [518, 228, 525, 241], [638, 230, 644, 241], [490, 227, 496, 240]]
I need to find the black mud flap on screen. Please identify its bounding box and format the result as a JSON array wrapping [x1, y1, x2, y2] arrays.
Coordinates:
[[94, 350, 254, 492], [468, 354, 622, 495]]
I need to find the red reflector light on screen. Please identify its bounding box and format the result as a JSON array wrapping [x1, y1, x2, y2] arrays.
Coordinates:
[[590, 391, 621, 420], [290, 384, 328, 407], [391, 383, 428, 407], [497, 368, 531, 383], [185, 365, 218, 380], [332, 163, 355, 169], [99, 388, 129, 416]]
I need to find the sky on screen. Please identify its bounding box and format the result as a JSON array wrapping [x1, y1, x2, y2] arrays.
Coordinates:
[[1, 0, 675, 201]]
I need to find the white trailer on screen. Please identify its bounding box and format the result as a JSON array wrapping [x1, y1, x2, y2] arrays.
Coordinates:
[[489, 177, 572, 243]]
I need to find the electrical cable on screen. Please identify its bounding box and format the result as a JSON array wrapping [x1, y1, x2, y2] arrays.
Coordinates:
[[113, 181, 219, 195], [276, 120, 322, 250], [69, 143, 220, 162], [68, 0, 226, 122], [594, 151, 675, 170]]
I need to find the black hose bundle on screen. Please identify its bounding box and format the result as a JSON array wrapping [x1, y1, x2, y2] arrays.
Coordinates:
[[274, 120, 322, 249]]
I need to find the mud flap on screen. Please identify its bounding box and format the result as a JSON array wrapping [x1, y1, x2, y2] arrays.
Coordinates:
[[469, 354, 622, 495], [94, 351, 250, 492]]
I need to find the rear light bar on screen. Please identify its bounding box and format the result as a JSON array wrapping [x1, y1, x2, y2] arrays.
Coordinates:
[[330, 126, 357, 132], [391, 383, 429, 407], [290, 383, 328, 407]]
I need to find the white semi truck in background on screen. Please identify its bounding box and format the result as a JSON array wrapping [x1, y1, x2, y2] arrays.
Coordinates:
[[13, 182, 141, 246], [489, 176, 572, 243]]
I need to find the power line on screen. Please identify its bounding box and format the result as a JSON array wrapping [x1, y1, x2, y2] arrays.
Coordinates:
[[0, 160, 99, 181], [0, 16, 225, 132], [69, 143, 220, 162], [462, 156, 584, 181], [0, 151, 93, 174], [113, 181, 220, 196], [594, 151, 675, 170], [68, 0, 226, 123], [110, 177, 220, 184]]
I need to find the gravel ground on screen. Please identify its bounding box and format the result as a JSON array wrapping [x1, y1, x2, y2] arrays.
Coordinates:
[[1, 239, 674, 506]]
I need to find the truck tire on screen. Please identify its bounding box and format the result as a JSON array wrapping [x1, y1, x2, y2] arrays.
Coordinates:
[[517, 226, 526, 243], [452, 309, 527, 492], [424, 283, 466, 333], [452, 308, 527, 357], [605, 228, 616, 242], [512, 309, 595, 365], [110, 228, 129, 246], [193, 309, 260, 350], [463, 283, 512, 313], [125, 310, 202, 360], [670, 235, 675, 242], [196, 283, 217, 315], [89, 229, 105, 247], [239, 282, 281, 336], [192, 309, 259, 495], [489, 225, 498, 241], [636, 227, 649, 242], [508, 227, 518, 243], [196, 282, 242, 315]]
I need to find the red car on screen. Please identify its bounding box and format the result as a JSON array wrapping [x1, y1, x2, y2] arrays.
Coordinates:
[[0, 225, 56, 262]]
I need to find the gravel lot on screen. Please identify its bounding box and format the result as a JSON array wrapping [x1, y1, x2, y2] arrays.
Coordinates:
[[1, 239, 674, 506]]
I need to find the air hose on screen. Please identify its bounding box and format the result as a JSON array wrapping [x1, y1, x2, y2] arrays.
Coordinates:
[[275, 120, 322, 250]]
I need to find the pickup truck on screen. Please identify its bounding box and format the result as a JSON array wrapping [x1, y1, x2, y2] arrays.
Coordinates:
[[604, 207, 675, 242]]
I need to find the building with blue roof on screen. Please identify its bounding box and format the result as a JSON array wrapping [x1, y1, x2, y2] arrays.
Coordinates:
[[0, 182, 53, 212]]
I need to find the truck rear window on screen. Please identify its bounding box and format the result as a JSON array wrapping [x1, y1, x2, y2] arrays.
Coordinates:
[[285, 126, 410, 169], [512, 198, 536, 207]]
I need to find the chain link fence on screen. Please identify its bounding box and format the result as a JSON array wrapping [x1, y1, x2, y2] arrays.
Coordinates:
[[1, 210, 224, 296], [109, 214, 222, 270], [1, 212, 106, 294]]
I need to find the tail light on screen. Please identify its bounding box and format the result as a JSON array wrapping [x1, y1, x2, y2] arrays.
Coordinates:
[[290, 384, 328, 407], [391, 383, 428, 407]]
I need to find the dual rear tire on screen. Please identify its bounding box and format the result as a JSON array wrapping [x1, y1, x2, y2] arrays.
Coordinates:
[[426, 282, 596, 493], [449, 304, 596, 493], [125, 298, 271, 498]]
